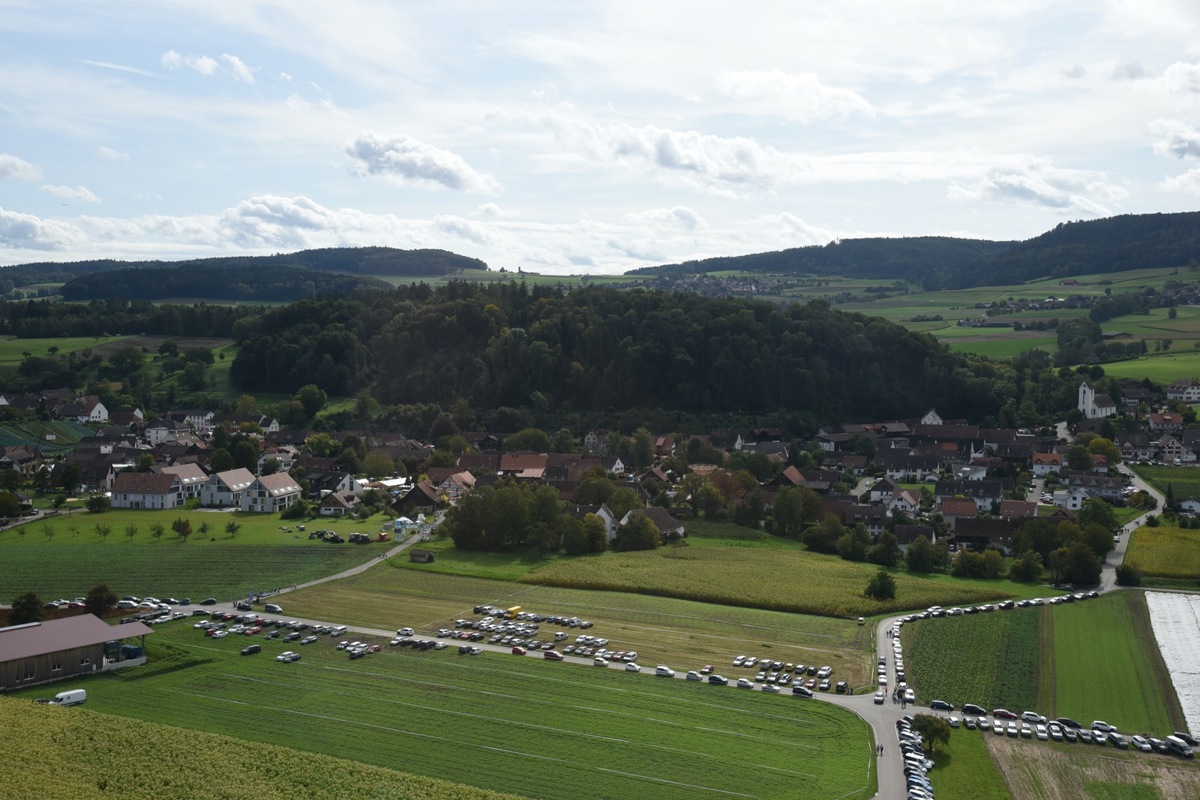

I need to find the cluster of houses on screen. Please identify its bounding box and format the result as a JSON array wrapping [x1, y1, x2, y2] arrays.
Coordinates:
[[3, 377, 1199, 552]]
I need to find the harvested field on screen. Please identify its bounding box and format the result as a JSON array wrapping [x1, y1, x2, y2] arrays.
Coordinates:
[[987, 736, 1200, 800], [1146, 591, 1200, 735]]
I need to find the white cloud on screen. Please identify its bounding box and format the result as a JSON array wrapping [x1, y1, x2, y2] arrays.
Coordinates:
[[344, 131, 500, 192], [1111, 60, 1148, 81], [41, 185, 100, 203], [714, 69, 875, 122], [219, 194, 339, 247], [97, 145, 129, 162], [0, 208, 85, 250], [161, 50, 218, 76], [1164, 61, 1200, 94], [1151, 119, 1200, 159], [0, 154, 42, 181], [624, 206, 707, 231], [948, 158, 1126, 216], [221, 53, 255, 84], [432, 215, 494, 245], [549, 118, 807, 193], [1162, 166, 1200, 194]]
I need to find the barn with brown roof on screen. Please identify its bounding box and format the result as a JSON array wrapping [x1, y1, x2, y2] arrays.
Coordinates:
[[0, 615, 154, 691]]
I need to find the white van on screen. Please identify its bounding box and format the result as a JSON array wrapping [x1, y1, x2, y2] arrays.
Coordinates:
[[50, 689, 86, 706], [330, 625, 348, 636]]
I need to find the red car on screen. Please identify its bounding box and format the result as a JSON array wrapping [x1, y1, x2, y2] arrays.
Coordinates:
[[993, 708, 1019, 720], [512, 646, 528, 655], [544, 650, 564, 661]]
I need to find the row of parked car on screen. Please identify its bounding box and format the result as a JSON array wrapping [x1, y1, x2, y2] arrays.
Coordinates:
[[898, 716, 936, 800], [924, 702, 1196, 757]]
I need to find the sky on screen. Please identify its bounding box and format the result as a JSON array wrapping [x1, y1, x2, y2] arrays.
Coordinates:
[[3, 1, 1200, 274]]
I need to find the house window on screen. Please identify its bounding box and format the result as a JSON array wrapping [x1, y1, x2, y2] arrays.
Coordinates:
[[80, 657, 91, 666], [25, 671, 34, 680], [52, 662, 62, 672]]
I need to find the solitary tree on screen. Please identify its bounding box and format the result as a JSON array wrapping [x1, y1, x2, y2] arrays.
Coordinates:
[[94, 523, 112, 542], [225, 520, 241, 539], [84, 583, 118, 617], [9, 591, 44, 625], [125, 523, 138, 542], [912, 713, 952, 753], [865, 568, 897, 601], [150, 522, 165, 540]]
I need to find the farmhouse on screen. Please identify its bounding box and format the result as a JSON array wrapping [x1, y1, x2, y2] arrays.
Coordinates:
[[0, 615, 153, 691]]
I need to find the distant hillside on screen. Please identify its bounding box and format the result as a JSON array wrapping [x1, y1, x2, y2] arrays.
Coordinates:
[[630, 211, 1200, 289], [0, 246, 490, 298]]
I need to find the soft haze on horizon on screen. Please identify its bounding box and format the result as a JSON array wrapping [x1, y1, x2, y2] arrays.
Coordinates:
[[3, 1, 1200, 274]]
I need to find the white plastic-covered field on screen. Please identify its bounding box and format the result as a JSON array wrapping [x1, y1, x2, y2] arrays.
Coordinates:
[[1146, 591, 1200, 735]]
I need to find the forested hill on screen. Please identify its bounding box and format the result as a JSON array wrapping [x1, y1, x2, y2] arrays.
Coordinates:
[[0, 247, 489, 298], [630, 211, 1200, 289], [229, 283, 1006, 425]]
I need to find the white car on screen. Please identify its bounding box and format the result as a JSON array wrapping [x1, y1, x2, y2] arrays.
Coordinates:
[[625, 662, 641, 672], [654, 665, 675, 678], [396, 627, 414, 637], [275, 651, 301, 662], [685, 670, 702, 681], [736, 677, 754, 689]]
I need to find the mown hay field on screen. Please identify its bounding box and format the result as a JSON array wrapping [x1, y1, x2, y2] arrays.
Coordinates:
[[8, 621, 876, 800], [520, 546, 1021, 618], [0, 695, 522, 800], [1049, 591, 1183, 734], [282, 566, 876, 686]]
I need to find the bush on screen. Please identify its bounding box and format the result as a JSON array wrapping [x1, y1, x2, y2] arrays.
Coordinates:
[[86, 494, 111, 513], [865, 568, 896, 601], [1115, 563, 1142, 587], [280, 500, 310, 520]]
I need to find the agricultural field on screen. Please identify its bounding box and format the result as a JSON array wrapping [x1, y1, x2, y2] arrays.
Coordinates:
[[1047, 591, 1183, 734], [0, 510, 394, 600], [902, 607, 1040, 712], [986, 735, 1200, 800], [904, 593, 1183, 735], [1130, 464, 1200, 502], [0, 335, 127, 364], [1100, 352, 1200, 384], [0, 418, 96, 455], [8, 621, 877, 800], [520, 546, 1024, 618], [1126, 525, 1200, 581], [279, 566, 877, 687], [1146, 592, 1200, 736], [0, 696, 518, 800], [928, 726, 1013, 800]]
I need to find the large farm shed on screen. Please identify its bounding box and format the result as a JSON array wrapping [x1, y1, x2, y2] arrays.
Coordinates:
[[0, 614, 153, 691]]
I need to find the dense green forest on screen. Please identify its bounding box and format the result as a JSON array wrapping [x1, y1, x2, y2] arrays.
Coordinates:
[[0, 247, 487, 298], [226, 282, 1070, 428], [633, 212, 1200, 289], [59, 264, 391, 302], [0, 298, 253, 338]]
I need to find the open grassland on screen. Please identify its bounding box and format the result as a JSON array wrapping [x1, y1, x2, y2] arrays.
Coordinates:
[[9, 621, 876, 800], [280, 566, 877, 686], [0, 697, 520, 800], [1048, 591, 1184, 734], [986, 735, 1200, 800], [397, 536, 573, 581], [1130, 463, 1200, 501], [903, 608, 1040, 711], [520, 546, 1024, 618], [1101, 352, 1200, 384], [0, 334, 127, 363], [928, 727, 1013, 800], [0, 510, 395, 599], [1126, 526, 1200, 580]]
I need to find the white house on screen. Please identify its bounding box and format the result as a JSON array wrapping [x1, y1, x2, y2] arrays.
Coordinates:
[[200, 468, 256, 507], [240, 472, 303, 513], [1167, 379, 1200, 404], [887, 488, 922, 516], [110, 471, 185, 510], [1031, 452, 1063, 477], [1078, 382, 1117, 419], [156, 463, 208, 500], [1053, 487, 1089, 511]]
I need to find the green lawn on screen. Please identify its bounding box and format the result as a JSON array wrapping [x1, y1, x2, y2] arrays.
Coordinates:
[[8, 620, 876, 800], [928, 727, 1013, 800], [1047, 592, 1182, 733], [1099, 352, 1200, 384], [0, 335, 128, 364], [0, 510, 396, 600]]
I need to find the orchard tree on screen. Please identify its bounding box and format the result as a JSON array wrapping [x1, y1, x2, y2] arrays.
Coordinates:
[[172, 517, 192, 543]]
